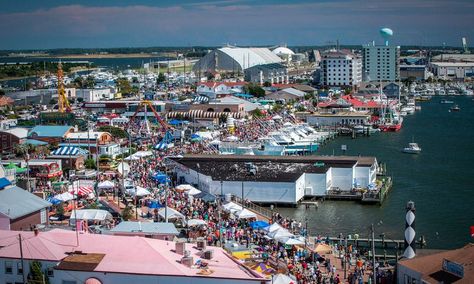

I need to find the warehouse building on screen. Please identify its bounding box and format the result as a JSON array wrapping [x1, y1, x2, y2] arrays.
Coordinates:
[[169, 155, 378, 204]]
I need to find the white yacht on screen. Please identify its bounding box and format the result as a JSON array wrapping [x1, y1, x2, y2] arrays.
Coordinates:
[[402, 143, 422, 154]]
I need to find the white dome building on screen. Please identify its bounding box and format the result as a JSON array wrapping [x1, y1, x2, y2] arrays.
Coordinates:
[[272, 47, 295, 64]]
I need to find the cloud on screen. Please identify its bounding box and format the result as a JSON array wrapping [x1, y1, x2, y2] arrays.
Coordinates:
[[0, 0, 472, 49]]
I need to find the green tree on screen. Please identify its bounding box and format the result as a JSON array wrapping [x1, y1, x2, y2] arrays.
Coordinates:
[[116, 78, 133, 95], [98, 125, 128, 139], [121, 206, 134, 221], [0, 89, 5, 96], [73, 77, 84, 88], [85, 158, 96, 169], [84, 76, 95, 88], [243, 83, 265, 98], [157, 73, 166, 84], [263, 81, 272, 87], [28, 260, 49, 284]]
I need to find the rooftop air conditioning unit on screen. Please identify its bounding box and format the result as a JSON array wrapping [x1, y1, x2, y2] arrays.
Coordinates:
[[175, 242, 186, 255], [181, 256, 194, 267], [202, 250, 214, 260], [196, 239, 206, 250]]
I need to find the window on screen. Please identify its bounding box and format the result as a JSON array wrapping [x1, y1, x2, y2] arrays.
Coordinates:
[[5, 261, 12, 274], [17, 262, 22, 275]]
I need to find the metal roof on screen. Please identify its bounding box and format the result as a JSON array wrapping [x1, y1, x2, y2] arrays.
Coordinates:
[[28, 125, 72, 138], [0, 186, 51, 219], [110, 221, 179, 235], [219, 47, 282, 69], [1, 127, 28, 139]]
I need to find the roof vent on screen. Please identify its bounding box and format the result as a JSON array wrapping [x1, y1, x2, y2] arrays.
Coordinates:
[[202, 249, 214, 260], [175, 242, 186, 255], [181, 255, 193, 267]]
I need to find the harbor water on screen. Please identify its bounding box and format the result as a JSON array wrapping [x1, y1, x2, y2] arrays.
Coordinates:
[[277, 96, 474, 249]]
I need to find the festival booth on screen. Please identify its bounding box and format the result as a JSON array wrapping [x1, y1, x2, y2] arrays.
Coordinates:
[[250, 220, 270, 230], [272, 273, 297, 284], [151, 172, 170, 184], [187, 219, 207, 227], [157, 207, 186, 224], [222, 202, 243, 213], [234, 208, 257, 220], [69, 209, 113, 230], [69, 180, 95, 198], [125, 186, 151, 197], [98, 180, 115, 189]]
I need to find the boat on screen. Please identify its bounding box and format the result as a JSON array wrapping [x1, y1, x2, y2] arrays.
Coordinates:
[[379, 123, 402, 132], [440, 99, 454, 104], [450, 105, 460, 111], [402, 142, 422, 154]]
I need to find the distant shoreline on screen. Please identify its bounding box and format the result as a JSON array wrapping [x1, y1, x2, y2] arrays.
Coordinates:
[[2, 53, 175, 59]]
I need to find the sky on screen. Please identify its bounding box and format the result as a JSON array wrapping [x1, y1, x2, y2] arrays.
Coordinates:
[[0, 0, 473, 50]]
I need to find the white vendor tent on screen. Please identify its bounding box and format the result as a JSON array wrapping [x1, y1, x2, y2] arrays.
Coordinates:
[[222, 202, 242, 213], [187, 219, 207, 227], [264, 223, 283, 233], [268, 228, 294, 240], [186, 187, 202, 196], [133, 151, 153, 158], [126, 186, 151, 197], [70, 209, 112, 221], [272, 273, 297, 284], [98, 180, 115, 189], [54, 192, 75, 202], [234, 208, 257, 219], [176, 184, 197, 191], [280, 236, 306, 246], [117, 162, 130, 176], [158, 207, 186, 221]]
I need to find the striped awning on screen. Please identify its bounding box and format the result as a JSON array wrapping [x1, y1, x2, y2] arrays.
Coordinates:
[[167, 111, 243, 119], [193, 95, 210, 103], [70, 186, 94, 196], [51, 146, 86, 156]]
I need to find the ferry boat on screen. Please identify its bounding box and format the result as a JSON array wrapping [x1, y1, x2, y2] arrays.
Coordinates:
[[402, 143, 422, 154], [440, 99, 454, 104]]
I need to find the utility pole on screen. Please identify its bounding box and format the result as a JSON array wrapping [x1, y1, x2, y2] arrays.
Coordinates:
[[372, 223, 377, 284], [25, 152, 30, 192], [241, 182, 244, 210], [18, 234, 26, 284], [165, 181, 168, 223]]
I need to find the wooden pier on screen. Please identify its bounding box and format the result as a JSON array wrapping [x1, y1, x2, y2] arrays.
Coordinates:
[[322, 176, 393, 205]]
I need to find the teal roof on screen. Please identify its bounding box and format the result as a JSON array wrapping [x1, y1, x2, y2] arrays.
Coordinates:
[[23, 139, 49, 146], [28, 125, 72, 138]]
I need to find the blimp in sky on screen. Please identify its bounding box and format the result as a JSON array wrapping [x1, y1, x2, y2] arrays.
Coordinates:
[[380, 28, 393, 46]]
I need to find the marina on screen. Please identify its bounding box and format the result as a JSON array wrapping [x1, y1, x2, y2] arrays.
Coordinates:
[[1, 7, 474, 282]]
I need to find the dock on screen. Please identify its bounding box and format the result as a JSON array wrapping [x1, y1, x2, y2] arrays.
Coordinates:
[[323, 176, 393, 205]]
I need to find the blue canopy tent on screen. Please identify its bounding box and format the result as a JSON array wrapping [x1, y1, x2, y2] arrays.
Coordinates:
[[47, 197, 62, 205], [250, 220, 270, 230], [151, 172, 171, 184], [168, 119, 183, 126], [148, 200, 163, 209]]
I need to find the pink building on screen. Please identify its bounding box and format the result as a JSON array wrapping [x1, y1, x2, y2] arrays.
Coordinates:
[[0, 229, 268, 284]]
